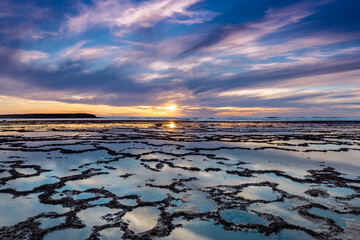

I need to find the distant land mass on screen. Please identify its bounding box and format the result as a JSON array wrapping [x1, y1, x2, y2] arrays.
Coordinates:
[[0, 113, 97, 119]]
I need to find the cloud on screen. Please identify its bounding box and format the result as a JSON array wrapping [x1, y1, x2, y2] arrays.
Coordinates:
[[62, 0, 211, 36], [178, 0, 358, 61], [0, 46, 49, 65], [230, 34, 360, 60], [180, 1, 318, 56], [149, 56, 215, 72], [0, 0, 360, 117], [17, 50, 49, 64], [180, 53, 360, 95], [278, 69, 360, 88], [59, 41, 121, 61], [217, 88, 305, 99], [249, 46, 360, 70], [0, 0, 47, 20], [0, 0, 51, 41], [0, 45, 181, 107], [137, 73, 173, 82], [168, 18, 207, 25], [0, 1, 14, 18]]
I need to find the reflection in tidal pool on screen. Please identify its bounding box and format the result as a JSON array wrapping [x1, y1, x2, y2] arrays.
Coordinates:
[[167, 122, 176, 129], [220, 209, 268, 225], [0, 120, 360, 239], [236, 186, 278, 201], [123, 207, 160, 233]]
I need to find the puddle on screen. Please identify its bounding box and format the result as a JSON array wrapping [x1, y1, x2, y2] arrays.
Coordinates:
[[220, 209, 268, 225], [309, 207, 360, 228], [98, 228, 124, 239], [248, 200, 318, 231], [0, 193, 68, 227], [1, 121, 360, 239], [43, 228, 90, 240], [39, 216, 66, 229], [237, 186, 278, 201], [123, 207, 159, 233]]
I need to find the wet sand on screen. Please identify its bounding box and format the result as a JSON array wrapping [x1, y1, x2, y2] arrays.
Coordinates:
[[0, 120, 359, 240]]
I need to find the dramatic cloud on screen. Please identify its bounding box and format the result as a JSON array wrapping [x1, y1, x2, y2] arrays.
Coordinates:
[[0, 0, 360, 116], [180, 1, 319, 56]]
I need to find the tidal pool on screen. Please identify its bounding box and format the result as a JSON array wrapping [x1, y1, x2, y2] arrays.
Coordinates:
[[0, 120, 359, 239]]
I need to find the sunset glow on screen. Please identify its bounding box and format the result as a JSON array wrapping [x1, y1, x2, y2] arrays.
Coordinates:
[[0, 0, 359, 117], [164, 105, 177, 111], [0, 2, 359, 239]]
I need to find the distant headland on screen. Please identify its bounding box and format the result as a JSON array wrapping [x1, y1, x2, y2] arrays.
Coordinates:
[[0, 113, 97, 119]]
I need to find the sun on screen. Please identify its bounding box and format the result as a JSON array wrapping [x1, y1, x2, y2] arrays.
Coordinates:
[[165, 105, 177, 111]]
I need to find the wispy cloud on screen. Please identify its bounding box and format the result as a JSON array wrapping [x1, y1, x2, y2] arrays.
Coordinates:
[[0, 0, 51, 41], [180, 1, 320, 56], [59, 41, 121, 61], [62, 0, 212, 36], [0, 46, 49, 64], [17, 50, 49, 64], [231, 34, 360, 60], [0, 0, 360, 116]]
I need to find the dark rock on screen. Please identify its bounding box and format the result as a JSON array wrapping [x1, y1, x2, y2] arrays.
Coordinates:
[[156, 163, 164, 169]]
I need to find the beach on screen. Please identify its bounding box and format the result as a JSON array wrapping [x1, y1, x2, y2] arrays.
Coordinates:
[[0, 120, 359, 240]]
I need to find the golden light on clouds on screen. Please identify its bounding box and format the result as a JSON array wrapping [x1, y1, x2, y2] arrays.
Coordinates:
[[0, 95, 183, 117], [157, 105, 178, 111], [0, 95, 314, 117], [165, 105, 177, 111]]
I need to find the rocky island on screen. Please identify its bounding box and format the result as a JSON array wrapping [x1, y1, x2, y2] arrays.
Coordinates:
[[0, 113, 97, 119]]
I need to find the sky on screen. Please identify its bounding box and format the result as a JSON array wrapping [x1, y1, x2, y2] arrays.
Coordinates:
[[0, 0, 360, 117]]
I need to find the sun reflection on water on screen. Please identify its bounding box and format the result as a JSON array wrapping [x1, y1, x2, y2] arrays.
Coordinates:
[[167, 122, 176, 129]]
